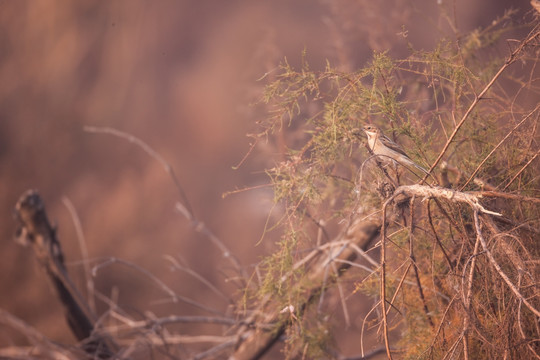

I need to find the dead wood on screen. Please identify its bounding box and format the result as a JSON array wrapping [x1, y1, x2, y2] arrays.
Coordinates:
[[13, 189, 115, 358]]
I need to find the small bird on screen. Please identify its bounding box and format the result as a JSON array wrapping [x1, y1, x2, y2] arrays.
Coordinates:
[[362, 125, 429, 175]]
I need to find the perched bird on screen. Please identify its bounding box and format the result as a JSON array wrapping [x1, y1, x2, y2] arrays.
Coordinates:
[[362, 125, 429, 175]]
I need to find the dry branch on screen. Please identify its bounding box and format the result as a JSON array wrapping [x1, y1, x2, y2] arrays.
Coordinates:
[[13, 190, 115, 358], [389, 184, 501, 216]]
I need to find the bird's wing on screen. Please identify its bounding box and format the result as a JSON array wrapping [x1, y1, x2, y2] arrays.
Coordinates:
[[380, 134, 411, 158]]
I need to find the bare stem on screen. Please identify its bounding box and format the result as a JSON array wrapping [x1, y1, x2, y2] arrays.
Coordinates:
[[381, 197, 393, 360]]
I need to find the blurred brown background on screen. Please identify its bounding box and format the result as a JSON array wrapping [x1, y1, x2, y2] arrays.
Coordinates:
[[0, 0, 532, 356]]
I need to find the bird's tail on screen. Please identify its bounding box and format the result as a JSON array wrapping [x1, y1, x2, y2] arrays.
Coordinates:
[[397, 156, 430, 175], [400, 157, 438, 184], [409, 160, 439, 185]]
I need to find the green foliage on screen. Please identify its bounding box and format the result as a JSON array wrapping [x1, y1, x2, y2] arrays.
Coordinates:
[[253, 8, 539, 359], [284, 314, 335, 359]]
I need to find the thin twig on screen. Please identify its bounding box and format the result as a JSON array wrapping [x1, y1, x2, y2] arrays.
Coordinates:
[[423, 295, 457, 358], [461, 233, 481, 360], [380, 196, 393, 360], [62, 197, 96, 314], [115, 334, 236, 346], [473, 191, 540, 204], [408, 196, 434, 327], [0, 308, 85, 360], [91, 257, 223, 315], [386, 262, 412, 316], [163, 255, 231, 303], [332, 258, 376, 274], [332, 261, 351, 326], [99, 315, 252, 335], [339, 347, 388, 360], [502, 148, 540, 191], [427, 200, 453, 269], [360, 300, 381, 358], [192, 339, 237, 360], [516, 274, 540, 359], [83, 125, 193, 216], [175, 202, 248, 282]]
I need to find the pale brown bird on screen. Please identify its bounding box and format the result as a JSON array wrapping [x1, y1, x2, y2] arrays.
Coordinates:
[[362, 125, 429, 175]]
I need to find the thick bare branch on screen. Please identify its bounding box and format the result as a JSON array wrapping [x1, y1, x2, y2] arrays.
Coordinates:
[[229, 215, 382, 360], [13, 190, 115, 358]]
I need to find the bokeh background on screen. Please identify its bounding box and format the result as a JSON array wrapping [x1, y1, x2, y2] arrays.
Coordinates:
[[0, 0, 533, 357]]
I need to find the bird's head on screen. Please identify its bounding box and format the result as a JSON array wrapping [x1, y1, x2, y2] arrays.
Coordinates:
[[362, 125, 380, 137]]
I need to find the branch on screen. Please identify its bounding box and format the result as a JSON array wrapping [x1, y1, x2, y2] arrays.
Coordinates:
[[391, 184, 501, 216], [91, 257, 223, 316], [380, 196, 393, 359], [13, 190, 115, 357], [502, 148, 540, 191], [472, 191, 540, 204], [229, 215, 382, 360]]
